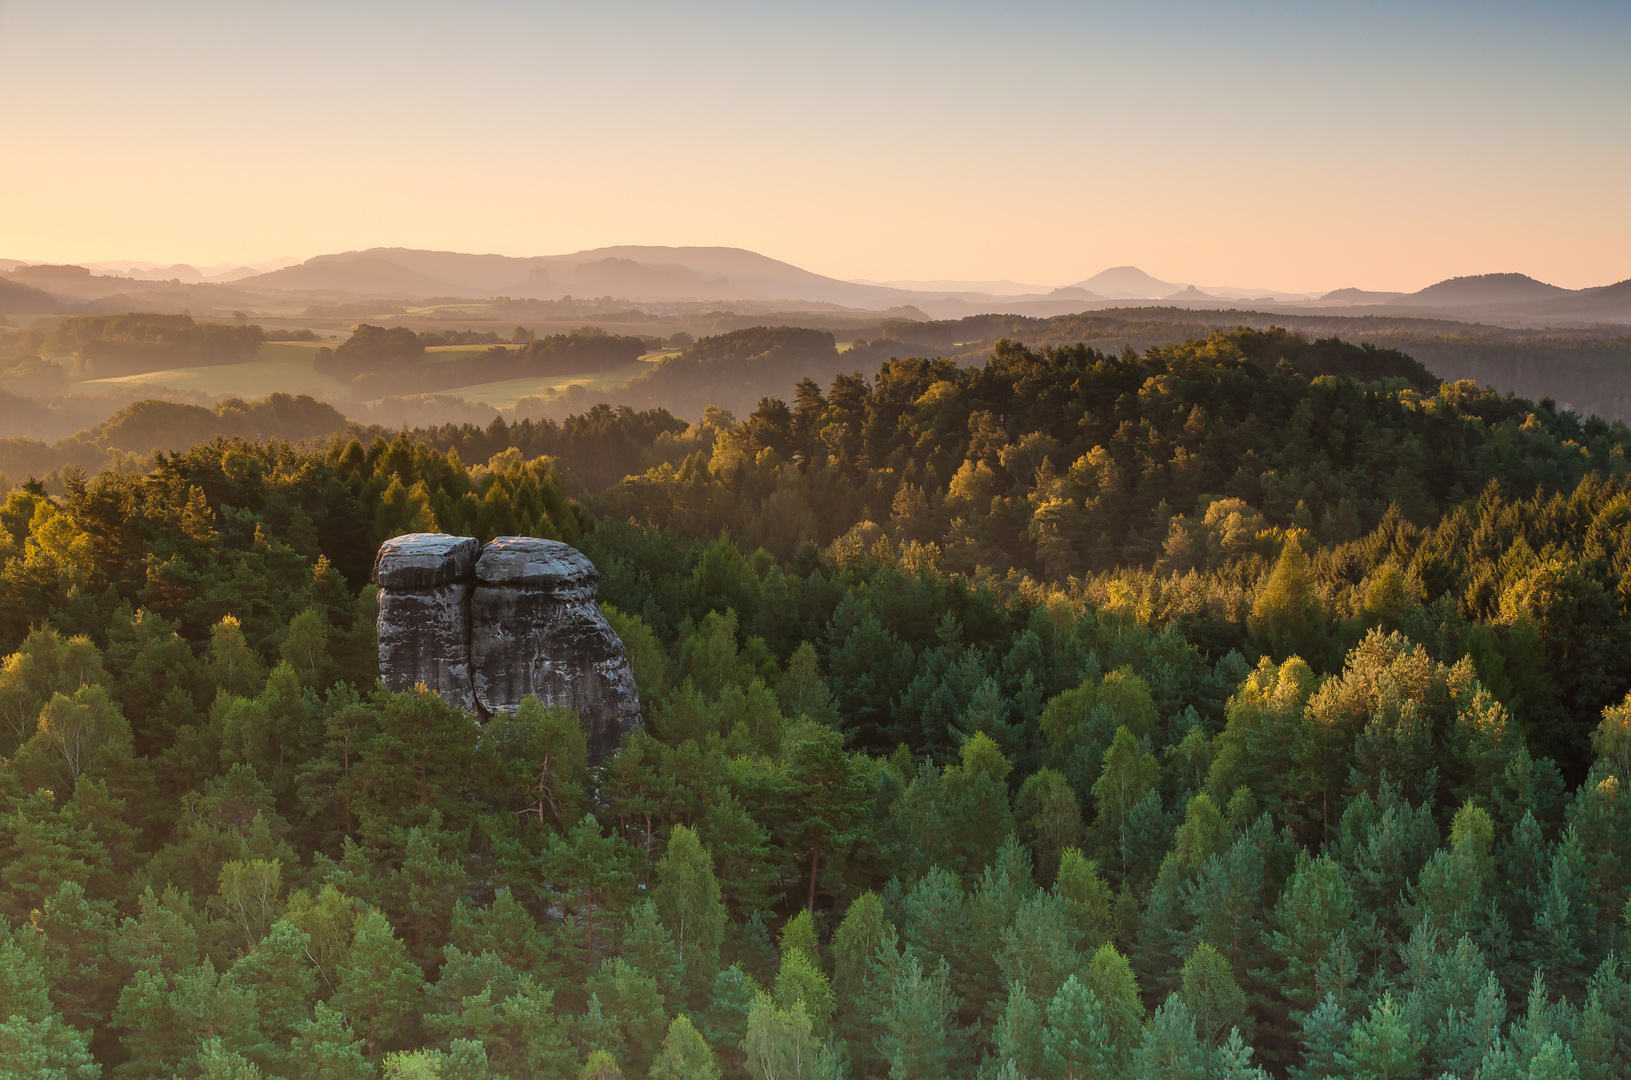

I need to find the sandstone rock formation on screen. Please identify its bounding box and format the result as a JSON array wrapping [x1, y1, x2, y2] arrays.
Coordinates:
[[470, 537, 642, 763], [373, 533, 481, 712], [373, 532, 641, 761]]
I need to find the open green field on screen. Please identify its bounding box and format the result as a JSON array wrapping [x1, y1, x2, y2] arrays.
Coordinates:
[[72, 342, 351, 399], [69, 343, 665, 410], [426, 359, 654, 408]]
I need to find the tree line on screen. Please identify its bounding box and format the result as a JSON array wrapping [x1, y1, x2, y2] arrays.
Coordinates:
[[314, 326, 652, 397]]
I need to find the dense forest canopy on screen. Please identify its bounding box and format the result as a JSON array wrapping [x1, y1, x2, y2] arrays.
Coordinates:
[[0, 313, 268, 380], [4, 327, 1631, 1078]]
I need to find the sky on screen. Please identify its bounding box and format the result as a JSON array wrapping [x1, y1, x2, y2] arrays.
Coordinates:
[[1, 0, 1628, 292]]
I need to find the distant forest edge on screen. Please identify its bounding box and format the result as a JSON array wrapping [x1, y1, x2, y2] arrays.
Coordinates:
[[0, 322, 1514, 489], [4, 309, 1631, 444]]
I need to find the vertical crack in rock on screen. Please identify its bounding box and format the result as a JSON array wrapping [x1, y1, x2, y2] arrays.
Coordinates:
[[375, 533, 642, 764], [470, 536, 642, 763], [373, 533, 481, 712]]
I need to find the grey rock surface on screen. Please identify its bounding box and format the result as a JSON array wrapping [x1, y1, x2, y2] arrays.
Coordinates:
[[373, 533, 481, 712], [374, 533, 641, 763], [471, 537, 642, 762]]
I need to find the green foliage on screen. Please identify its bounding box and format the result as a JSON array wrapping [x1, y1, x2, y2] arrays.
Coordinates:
[[6, 325, 1631, 1079], [648, 1014, 719, 1080], [653, 826, 727, 997]]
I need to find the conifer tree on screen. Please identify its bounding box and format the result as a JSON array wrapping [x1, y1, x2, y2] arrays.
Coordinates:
[[648, 1014, 720, 1080], [623, 899, 687, 1006], [330, 910, 424, 1057], [1248, 537, 1327, 666], [875, 954, 959, 1080], [1338, 993, 1424, 1080], [1132, 994, 1207, 1080], [1040, 975, 1111, 1080], [288, 1002, 376, 1080], [992, 983, 1044, 1080]]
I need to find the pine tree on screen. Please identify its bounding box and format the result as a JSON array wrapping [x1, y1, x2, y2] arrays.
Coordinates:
[[228, 919, 317, 1072], [0, 1012, 101, 1080], [330, 910, 424, 1057], [1053, 849, 1113, 950], [1337, 993, 1424, 1080], [996, 891, 1082, 1009], [1293, 992, 1350, 1080], [1040, 975, 1112, 1080], [992, 983, 1044, 1079], [584, 958, 669, 1075], [622, 899, 686, 1005], [1247, 537, 1327, 666], [1574, 953, 1631, 1080], [486, 696, 589, 828], [208, 615, 267, 698], [1132, 994, 1207, 1080], [32, 880, 120, 1037], [1211, 1027, 1271, 1080], [648, 1014, 721, 1080], [1270, 851, 1357, 1019], [778, 720, 871, 911], [288, 1001, 377, 1080], [1183, 821, 1270, 1009], [875, 954, 959, 1080], [1435, 973, 1506, 1079], [697, 966, 756, 1077]]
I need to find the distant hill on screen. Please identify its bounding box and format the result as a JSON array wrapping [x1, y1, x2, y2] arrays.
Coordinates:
[[1398, 273, 1573, 307], [239, 246, 933, 308], [1068, 266, 1181, 298], [0, 277, 62, 313], [1319, 287, 1408, 304], [1579, 278, 1631, 303], [247, 255, 471, 297]]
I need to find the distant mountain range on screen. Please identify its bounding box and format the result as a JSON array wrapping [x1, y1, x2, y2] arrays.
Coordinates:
[[1, 246, 1628, 325]]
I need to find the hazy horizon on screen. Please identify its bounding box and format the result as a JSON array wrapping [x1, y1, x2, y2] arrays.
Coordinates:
[[3, 1, 1627, 292], [9, 245, 1627, 303]]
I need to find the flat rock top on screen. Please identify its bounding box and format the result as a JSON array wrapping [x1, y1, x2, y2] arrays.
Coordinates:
[[476, 536, 597, 590], [374, 533, 482, 588]]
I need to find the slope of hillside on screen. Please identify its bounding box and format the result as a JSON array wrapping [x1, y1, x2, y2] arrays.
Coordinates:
[[0, 277, 62, 312], [1398, 272, 1572, 307], [1067, 265, 1180, 298], [246, 255, 472, 297]]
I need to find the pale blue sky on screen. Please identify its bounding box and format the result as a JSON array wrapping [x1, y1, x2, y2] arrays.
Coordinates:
[[2, 1, 1626, 290]]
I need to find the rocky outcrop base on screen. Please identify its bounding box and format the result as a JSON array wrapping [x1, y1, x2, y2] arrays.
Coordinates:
[[373, 533, 640, 760]]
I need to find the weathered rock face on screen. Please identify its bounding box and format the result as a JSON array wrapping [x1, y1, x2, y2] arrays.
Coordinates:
[[470, 537, 642, 763], [373, 533, 481, 712], [374, 533, 641, 762]]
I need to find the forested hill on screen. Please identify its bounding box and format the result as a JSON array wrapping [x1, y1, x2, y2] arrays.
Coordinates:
[[6, 326, 1631, 1077]]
